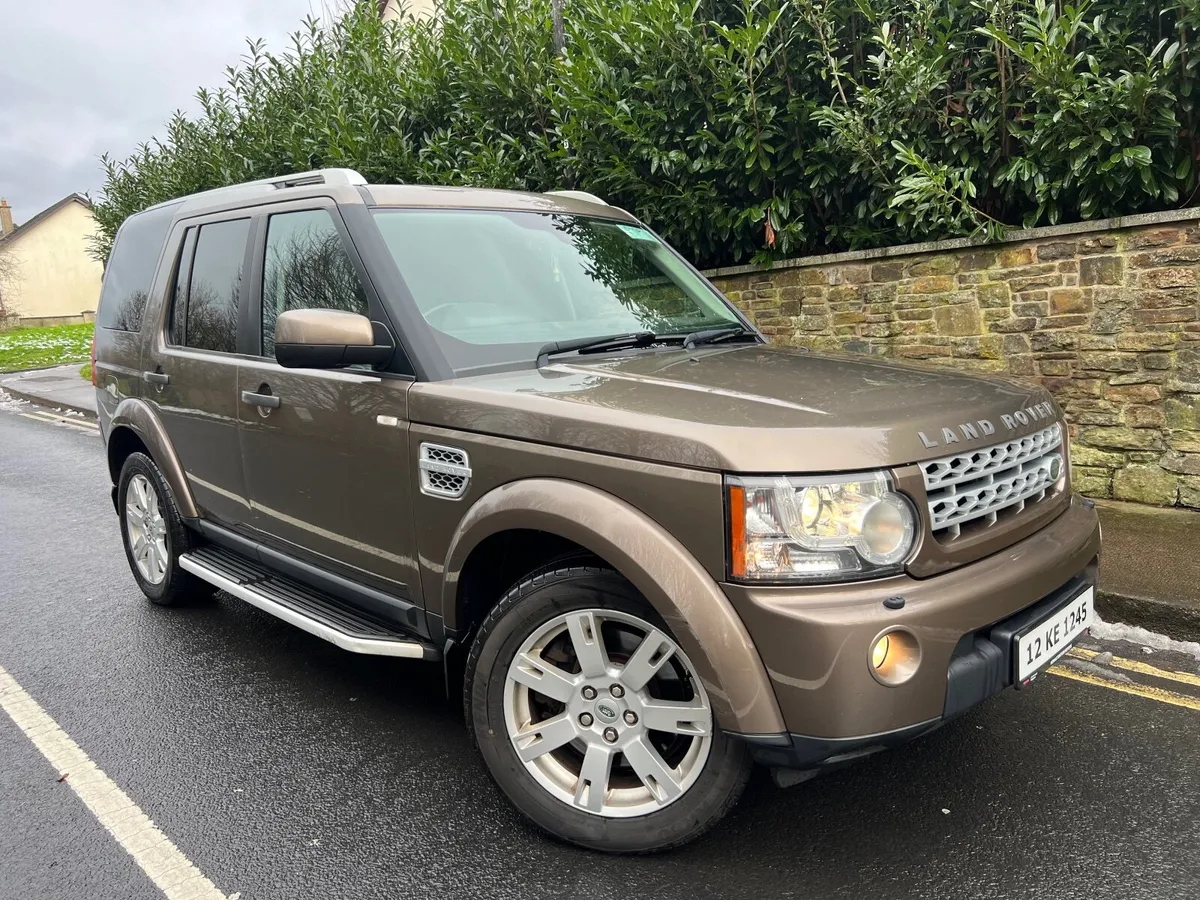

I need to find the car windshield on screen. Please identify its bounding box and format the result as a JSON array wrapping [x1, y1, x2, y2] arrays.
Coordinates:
[[371, 209, 743, 374]]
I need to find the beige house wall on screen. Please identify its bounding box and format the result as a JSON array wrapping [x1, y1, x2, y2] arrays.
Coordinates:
[[380, 0, 438, 21], [0, 201, 104, 320]]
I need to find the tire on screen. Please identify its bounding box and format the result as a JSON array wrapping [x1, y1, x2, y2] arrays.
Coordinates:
[[465, 564, 752, 853], [117, 452, 212, 606]]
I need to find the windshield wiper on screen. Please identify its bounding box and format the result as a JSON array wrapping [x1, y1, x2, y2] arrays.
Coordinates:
[[536, 331, 657, 367], [681, 326, 754, 350]]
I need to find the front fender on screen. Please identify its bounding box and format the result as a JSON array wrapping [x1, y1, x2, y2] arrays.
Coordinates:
[[109, 397, 198, 519], [442, 478, 785, 736]]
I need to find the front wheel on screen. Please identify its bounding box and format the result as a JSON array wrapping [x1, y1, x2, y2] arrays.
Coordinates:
[[465, 564, 752, 853]]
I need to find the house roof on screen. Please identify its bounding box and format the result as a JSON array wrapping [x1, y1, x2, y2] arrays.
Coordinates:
[[0, 193, 92, 246]]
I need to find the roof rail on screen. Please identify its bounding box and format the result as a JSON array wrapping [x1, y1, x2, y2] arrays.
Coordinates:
[[545, 189, 608, 206], [143, 168, 368, 214], [248, 168, 367, 189]]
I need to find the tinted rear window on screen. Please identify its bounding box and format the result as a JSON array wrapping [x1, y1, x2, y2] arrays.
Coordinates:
[[96, 202, 181, 331], [183, 218, 250, 354]]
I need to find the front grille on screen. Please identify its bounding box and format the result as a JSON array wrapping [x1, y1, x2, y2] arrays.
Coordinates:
[[920, 423, 1064, 541]]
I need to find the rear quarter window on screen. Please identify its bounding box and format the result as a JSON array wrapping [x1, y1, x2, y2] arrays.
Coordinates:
[[96, 202, 181, 332]]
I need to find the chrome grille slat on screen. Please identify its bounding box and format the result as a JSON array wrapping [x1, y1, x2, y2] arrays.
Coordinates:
[[921, 423, 1063, 491], [921, 423, 1063, 539]]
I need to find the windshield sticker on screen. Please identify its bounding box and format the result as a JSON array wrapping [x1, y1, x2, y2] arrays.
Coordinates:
[[617, 224, 658, 242]]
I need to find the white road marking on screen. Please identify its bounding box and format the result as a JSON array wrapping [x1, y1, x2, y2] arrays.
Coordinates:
[[0, 665, 231, 900], [18, 409, 99, 434]]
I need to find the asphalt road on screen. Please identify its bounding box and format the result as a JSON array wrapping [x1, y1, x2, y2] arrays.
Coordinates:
[[2, 403, 1199, 900]]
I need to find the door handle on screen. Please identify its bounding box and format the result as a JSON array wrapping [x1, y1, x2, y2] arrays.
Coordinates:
[[241, 390, 281, 409], [142, 371, 169, 386]]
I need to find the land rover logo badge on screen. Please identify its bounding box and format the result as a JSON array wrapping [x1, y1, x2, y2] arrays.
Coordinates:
[[1047, 454, 1064, 482], [595, 701, 619, 722]]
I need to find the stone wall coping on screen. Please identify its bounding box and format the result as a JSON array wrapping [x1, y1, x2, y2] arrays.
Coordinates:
[[702, 206, 1200, 279]]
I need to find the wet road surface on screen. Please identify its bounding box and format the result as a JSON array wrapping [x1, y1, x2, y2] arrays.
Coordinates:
[[1, 406, 1198, 900]]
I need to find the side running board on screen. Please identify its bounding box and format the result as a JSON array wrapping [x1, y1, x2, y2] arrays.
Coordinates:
[[178, 546, 439, 660]]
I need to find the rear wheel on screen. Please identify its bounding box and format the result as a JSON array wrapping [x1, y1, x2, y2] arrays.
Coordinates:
[[117, 452, 211, 606], [465, 564, 752, 852]]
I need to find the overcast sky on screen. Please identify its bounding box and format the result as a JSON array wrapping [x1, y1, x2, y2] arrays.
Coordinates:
[[0, 0, 329, 224]]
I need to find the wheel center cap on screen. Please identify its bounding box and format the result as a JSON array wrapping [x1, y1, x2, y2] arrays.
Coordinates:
[[593, 700, 620, 723]]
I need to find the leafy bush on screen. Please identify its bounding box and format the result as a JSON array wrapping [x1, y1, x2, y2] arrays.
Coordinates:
[[93, 0, 1200, 269]]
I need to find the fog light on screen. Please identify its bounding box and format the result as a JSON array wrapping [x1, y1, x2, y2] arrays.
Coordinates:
[[871, 634, 890, 669], [868, 628, 921, 686]]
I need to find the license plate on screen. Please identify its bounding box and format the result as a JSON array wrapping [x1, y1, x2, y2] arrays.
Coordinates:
[[1015, 586, 1094, 683]]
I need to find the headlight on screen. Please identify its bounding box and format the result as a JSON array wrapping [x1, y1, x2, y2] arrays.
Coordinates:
[[727, 471, 917, 582]]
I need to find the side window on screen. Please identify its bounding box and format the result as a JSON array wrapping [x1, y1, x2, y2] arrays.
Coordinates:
[[168, 228, 197, 346], [184, 218, 250, 354], [96, 202, 181, 332], [261, 209, 368, 357]]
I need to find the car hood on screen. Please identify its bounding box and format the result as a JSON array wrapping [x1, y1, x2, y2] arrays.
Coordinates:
[[408, 345, 1060, 472]]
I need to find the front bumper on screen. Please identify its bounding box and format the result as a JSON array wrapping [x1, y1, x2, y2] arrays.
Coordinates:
[[722, 495, 1101, 768]]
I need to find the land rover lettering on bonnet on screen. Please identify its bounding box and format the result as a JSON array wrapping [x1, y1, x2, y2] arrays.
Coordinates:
[[92, 170, 1101, 853], [917, 401, 1058, 448]]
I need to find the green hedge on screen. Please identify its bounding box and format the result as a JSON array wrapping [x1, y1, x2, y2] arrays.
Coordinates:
[[93, 0, 1200, 269]]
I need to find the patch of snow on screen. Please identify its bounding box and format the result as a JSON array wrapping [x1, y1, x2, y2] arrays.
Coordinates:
[[0, 388, 28, 412], [1091, 613, 1200, 661], [0, 330, 92, 356], [1061, 657, 1133, 683]]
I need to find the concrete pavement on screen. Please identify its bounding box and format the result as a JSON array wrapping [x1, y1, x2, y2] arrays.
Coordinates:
[[0, 364, 97, 417], [1095, 500, 1200, 641]]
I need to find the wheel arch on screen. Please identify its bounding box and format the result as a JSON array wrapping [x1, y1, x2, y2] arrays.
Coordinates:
[[107, 398, 198, 519], [442, 479, 785, 736], [453, 529, 596, 642]]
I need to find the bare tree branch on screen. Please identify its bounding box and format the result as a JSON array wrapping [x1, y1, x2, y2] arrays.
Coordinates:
[[0, 244, 20, 321]]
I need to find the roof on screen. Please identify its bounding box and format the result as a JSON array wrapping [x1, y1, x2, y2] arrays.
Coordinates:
[[0, 193, 92, 246], [363, 185, 633, 220], [154, 180, 630, 224], [127, 170, 631, 228]]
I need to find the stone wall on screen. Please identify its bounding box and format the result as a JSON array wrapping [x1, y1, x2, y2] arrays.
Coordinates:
[[706, 209, 1200, 508]]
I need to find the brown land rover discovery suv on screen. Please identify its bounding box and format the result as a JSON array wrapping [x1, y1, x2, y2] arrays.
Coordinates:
[[93, 168, 1101, 852]]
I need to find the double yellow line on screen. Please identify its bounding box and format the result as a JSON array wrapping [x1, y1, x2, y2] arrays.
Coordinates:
[[1050, 647, 1200, 711], [19, 409, 99, 434]]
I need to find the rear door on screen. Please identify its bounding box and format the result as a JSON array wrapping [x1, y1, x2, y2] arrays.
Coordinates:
[[145, 215, 253, 526], [235, 200, 422, 613]]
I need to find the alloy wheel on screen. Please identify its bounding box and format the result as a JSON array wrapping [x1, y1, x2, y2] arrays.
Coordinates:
[[125, 473, 169, 585], [502, 608, 712, 818]]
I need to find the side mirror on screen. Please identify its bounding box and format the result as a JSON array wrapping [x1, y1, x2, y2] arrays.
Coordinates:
[[274, 309, 393, 369]]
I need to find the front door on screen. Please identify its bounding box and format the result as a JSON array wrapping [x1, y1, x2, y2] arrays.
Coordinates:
[[235, 204, 421, 609], [147, 216, 253, 526]]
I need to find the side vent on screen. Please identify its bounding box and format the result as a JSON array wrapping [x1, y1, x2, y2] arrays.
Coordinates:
[[418, 443, 471, 499]]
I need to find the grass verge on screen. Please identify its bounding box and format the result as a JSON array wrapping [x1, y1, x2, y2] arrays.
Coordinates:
[[0, 323, 94, 373]]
